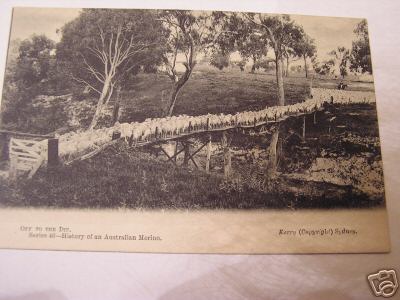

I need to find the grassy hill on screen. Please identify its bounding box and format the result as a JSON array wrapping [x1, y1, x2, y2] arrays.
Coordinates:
[[116, 70, 374, 123]]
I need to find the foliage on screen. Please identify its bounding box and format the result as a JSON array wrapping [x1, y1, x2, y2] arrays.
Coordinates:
[[291, 34, 316, 77], [0, 35, 66, 133], [329, 46, 350, 78], [14, 35, 55, 86], [312, 56, 335, 76], [209, 52, 230, 70], [350, 19, 372, 74], [57, 9, 166, 128], [292, 34, 316, 60], [158, 10, 214, 116], [215, 13, 306, 105], [58, 9, 165, 91]]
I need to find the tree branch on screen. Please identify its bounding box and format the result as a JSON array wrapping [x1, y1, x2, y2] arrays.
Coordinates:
[[71, 74, 101, 95]]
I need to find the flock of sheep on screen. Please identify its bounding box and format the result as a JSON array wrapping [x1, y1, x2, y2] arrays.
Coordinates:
[[56, 88, 377, 161]]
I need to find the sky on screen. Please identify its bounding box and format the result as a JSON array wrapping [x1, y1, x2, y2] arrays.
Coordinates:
[[8, 7, 364, 61]]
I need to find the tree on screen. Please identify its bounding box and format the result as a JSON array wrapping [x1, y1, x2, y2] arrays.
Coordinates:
[[350, 19, 372, 74], [209, 51, 230, 70], [242, 13, 304, 106], [15, 35, 55, 87], [293, 34, 316, 78], [237, 33, 268, 73], [236, 58, 247, 72], [239, 14, 304, 177], [329, 46, 350, 78], [158, 10, 213, 117], [1, 35, 57, 130], [57, 9, 165, 129], [311, 55, 335, 76]]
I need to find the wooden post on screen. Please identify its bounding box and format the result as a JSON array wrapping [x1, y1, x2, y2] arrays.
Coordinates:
[[205, 134, 212, 173], [206, 118, 210, 130], [47, 138, 59, 167], [155, 127, 159, 139], [302, 116, 306, 141], [188, 121, 192, 133], [313, 111, 317, 125], [9, 154, 17, 180], [0, 133, 9, 161], [174, 141, 178, 163], [330, 95, 334, 104], [183, 142, 190, 167], [221, 131, 231, 179], [8, 138, 17, 180], [112, 86, 121, 125]]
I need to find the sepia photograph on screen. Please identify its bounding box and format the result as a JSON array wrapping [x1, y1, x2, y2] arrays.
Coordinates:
[[0, 7, 390, 253]]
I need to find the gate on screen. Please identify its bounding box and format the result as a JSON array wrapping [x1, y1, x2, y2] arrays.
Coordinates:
[[9, 137, 48, 179]]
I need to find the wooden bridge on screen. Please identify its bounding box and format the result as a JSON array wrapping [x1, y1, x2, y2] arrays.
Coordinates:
[[80, 106, 325, 179], [1, 87, 376, 180]]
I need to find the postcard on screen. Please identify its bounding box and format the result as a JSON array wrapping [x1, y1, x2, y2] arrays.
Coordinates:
[[0, 7, 390, 253]]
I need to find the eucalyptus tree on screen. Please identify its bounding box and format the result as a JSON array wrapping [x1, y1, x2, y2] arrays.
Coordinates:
[[329, 46, 350, 78], [350, 19, 372, 74], [240, 13, 304, 176], [242, 13, 304, 106], [158, 10, 217, 117], [57, 9, 165, 129], [292, 34, 316, 78]]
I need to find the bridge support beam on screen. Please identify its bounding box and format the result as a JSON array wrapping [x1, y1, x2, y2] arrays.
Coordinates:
[[174, 141, 178, 163], [205, 135, 212, 173], [183, 142, 190, 167]]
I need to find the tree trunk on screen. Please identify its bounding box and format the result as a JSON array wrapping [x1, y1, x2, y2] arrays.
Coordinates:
[[89, 78, 112, 130], [166, 84, 180, 117], [266, 48, 285, 180], [266, 124, 281, 178], [112, 86, 121, 125], [166, 69, 192, 117], [286, 56, 290, 77], [304, 55, 308, 78], [251, 56, 257, 73], [275, 55, 285, 106]]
